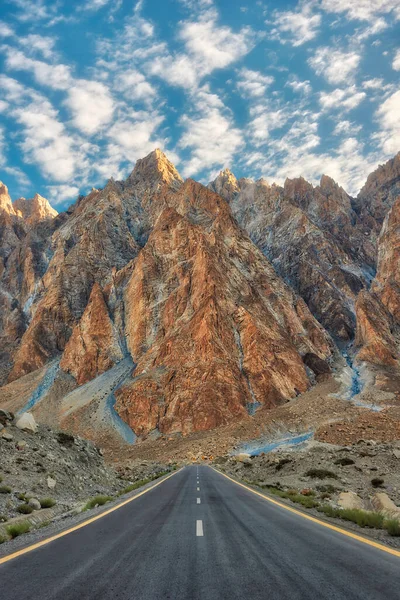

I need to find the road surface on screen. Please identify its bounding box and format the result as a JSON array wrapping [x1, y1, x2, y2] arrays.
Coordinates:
[[0, 465, 399, 599]]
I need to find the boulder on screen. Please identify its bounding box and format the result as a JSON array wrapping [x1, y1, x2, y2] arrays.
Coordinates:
[[47, 476, 56, 490], [338, 491, 364, 510], [28, 498, 41, 510], [235, 453, 252, 465], [15, 412, 38, 433], [1, 432, 13, 441], [371, 492, 400, 519]]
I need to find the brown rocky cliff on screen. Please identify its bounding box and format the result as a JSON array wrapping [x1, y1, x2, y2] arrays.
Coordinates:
[[355, 152, 400, 244], [355, 196, 400, 367], [116, 180, 333, 436], [210, 173, 369, 340], [60, 282, 124, 385]]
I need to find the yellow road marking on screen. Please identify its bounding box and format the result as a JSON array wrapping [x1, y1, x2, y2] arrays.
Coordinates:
[[0, 468, 182, 566], [211, 467, 400, 558]]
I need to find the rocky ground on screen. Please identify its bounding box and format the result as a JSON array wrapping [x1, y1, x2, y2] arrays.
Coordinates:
[[216, 440, 400, 509], [0, 409, 174, 532]]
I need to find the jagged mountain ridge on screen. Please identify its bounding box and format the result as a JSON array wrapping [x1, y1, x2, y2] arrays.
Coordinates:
[[1, 150, 400, 441]]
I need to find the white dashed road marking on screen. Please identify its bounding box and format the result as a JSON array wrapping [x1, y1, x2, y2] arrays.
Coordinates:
[[197, 498, 201, 504], [196, 520, 204, 537], [197, 487, 200, 491]]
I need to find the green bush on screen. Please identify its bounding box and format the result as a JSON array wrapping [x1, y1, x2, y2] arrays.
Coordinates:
[[316, 484, 337, 493], [84, 495, 113, 511], [267, 487, 319, 509], [340, 509, 384, 528], [118, 471, 170, 496], [6, 521, 31, 538], [0, 485, 11, 494], [39, 498, 56, 509], [16, 492, 28, 501], [334, 457, 355, 466], [384, 519, 400, 536], [371, 478, 384, 488], [17, 503, 34, 515], [0, 514, 8, 523], [317, 504, 341, 518], [305, 469, 338, 479]]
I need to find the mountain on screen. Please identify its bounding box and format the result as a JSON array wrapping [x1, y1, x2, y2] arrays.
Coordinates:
[[1, 149, 400, 449]]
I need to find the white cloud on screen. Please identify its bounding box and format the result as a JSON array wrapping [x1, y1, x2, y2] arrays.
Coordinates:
[[393, 50, 400, 71], [375, 90, 400, 155], [286, 78, 312, 95], [19, 34, 57, 59], [5, 49, 72, 90], [269, 8, 321, 46], [3, 166, 31, 188], [308, 47, 361, 85], [319, 87, 366, 112], [362, 78, 385, 89], [149, 13, 256, 89], [179, 88, 244, 176], [114, 69, 157, 103], [0, 21, 14, 37], [333, 120, 362, 135], [319, 0, 400, 22], [45, 184, 80, 206], [237, 68, 274, 98], [13, 98, 86, 182], [64, 80, 115, 135]]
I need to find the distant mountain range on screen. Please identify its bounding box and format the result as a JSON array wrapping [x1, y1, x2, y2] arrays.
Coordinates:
[[0, 149, 399, 444]]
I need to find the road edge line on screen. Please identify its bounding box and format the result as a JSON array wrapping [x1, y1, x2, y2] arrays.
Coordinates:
[[210, 467, 400, 558], [0, 468, 183, 566]]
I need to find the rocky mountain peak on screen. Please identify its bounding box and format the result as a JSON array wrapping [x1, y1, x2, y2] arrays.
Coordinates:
[[208, 167, 240, 202], [127, 148, 183, 191], [13, 193, 58, 225], [0, 181, 15, 214]]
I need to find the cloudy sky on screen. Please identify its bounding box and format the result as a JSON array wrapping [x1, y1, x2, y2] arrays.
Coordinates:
[[0, 0, 399, 209]]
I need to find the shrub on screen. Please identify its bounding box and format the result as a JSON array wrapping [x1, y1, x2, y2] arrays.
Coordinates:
[[384, 519, 400, 537], [305, 469, 337, 479], [316, 484, 337, 494], [118, 471, 170, 496], [0, 534, 5, 544], [6, 521, 30, 538], [340, 509, 384, 529], [334, 457, 355, 466], [371, 478, 384, 488], [17, 503, 34, 514], [40, 498, 56, 509], [267, 487, 318, 509], [0, 485, 11, 494], [57, 432, 75, 446], [317, 504, 341, 518], [0, 514, 8, 522], [84, 495, 113, 511], [276, 458, 291, 471], [16, 492, 28, 501], [320, 492, 331, 500]]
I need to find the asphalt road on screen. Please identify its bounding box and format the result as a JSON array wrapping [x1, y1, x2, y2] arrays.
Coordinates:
[[0, 465, 399, 600]]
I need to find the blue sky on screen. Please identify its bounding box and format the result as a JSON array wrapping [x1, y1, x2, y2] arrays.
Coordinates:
[[0, 0, 399, 210]]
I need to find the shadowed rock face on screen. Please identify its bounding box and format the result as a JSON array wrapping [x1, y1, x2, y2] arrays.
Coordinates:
[[356, 196, 400, 368], [60, 283, 124, 385], [354, 152, 400, 244], [210, 171, 371, 341], [0, 183, 61, 384]]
